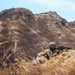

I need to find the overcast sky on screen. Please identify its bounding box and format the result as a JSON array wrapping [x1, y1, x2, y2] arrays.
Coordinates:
[[0, 0, 75, 22]]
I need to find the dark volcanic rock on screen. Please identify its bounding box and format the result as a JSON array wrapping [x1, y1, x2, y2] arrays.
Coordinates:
[[0, 8, 75, 60]]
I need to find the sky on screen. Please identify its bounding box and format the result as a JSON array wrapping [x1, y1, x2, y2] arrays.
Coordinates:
[[0, 0, 75, 22]]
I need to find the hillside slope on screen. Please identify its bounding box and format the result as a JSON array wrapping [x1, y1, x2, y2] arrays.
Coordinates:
[[0, 8, 75, 60]]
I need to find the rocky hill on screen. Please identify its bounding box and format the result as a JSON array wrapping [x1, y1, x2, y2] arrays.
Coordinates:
[[0, 8, 75, 60]]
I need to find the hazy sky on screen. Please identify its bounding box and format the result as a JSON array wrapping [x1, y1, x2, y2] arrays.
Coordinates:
[[0, 0, 75, 22]]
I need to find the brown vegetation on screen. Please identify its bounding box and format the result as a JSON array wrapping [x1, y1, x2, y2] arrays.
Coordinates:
[[0, 50, 75, 75]]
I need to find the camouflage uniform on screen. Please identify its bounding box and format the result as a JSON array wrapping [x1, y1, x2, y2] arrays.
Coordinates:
[[46, 42, 58, 56], [35, 42, 57, 63], [37, 49, 53, 60]]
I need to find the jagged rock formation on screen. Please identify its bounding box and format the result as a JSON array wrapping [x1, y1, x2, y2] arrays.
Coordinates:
[[0, 8, 75, 60]]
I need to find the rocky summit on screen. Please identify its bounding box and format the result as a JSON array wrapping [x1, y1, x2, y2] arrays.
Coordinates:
[[0, 8, 75, 60]]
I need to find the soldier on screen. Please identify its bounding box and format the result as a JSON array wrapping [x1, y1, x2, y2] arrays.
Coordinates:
[[46, 42, 57, 53], [47, 42, 72, 55], [36, 42, 57, 62]]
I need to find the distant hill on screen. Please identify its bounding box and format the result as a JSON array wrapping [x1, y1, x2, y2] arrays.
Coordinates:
[[0, 8, 75, 60]]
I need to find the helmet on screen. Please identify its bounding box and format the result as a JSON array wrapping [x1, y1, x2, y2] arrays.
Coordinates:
[[46, 42, 56, 49], [49, 42, 56, 46]]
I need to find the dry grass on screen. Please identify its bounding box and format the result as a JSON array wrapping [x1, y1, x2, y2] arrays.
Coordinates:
[[0, 50, 75, 75]]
